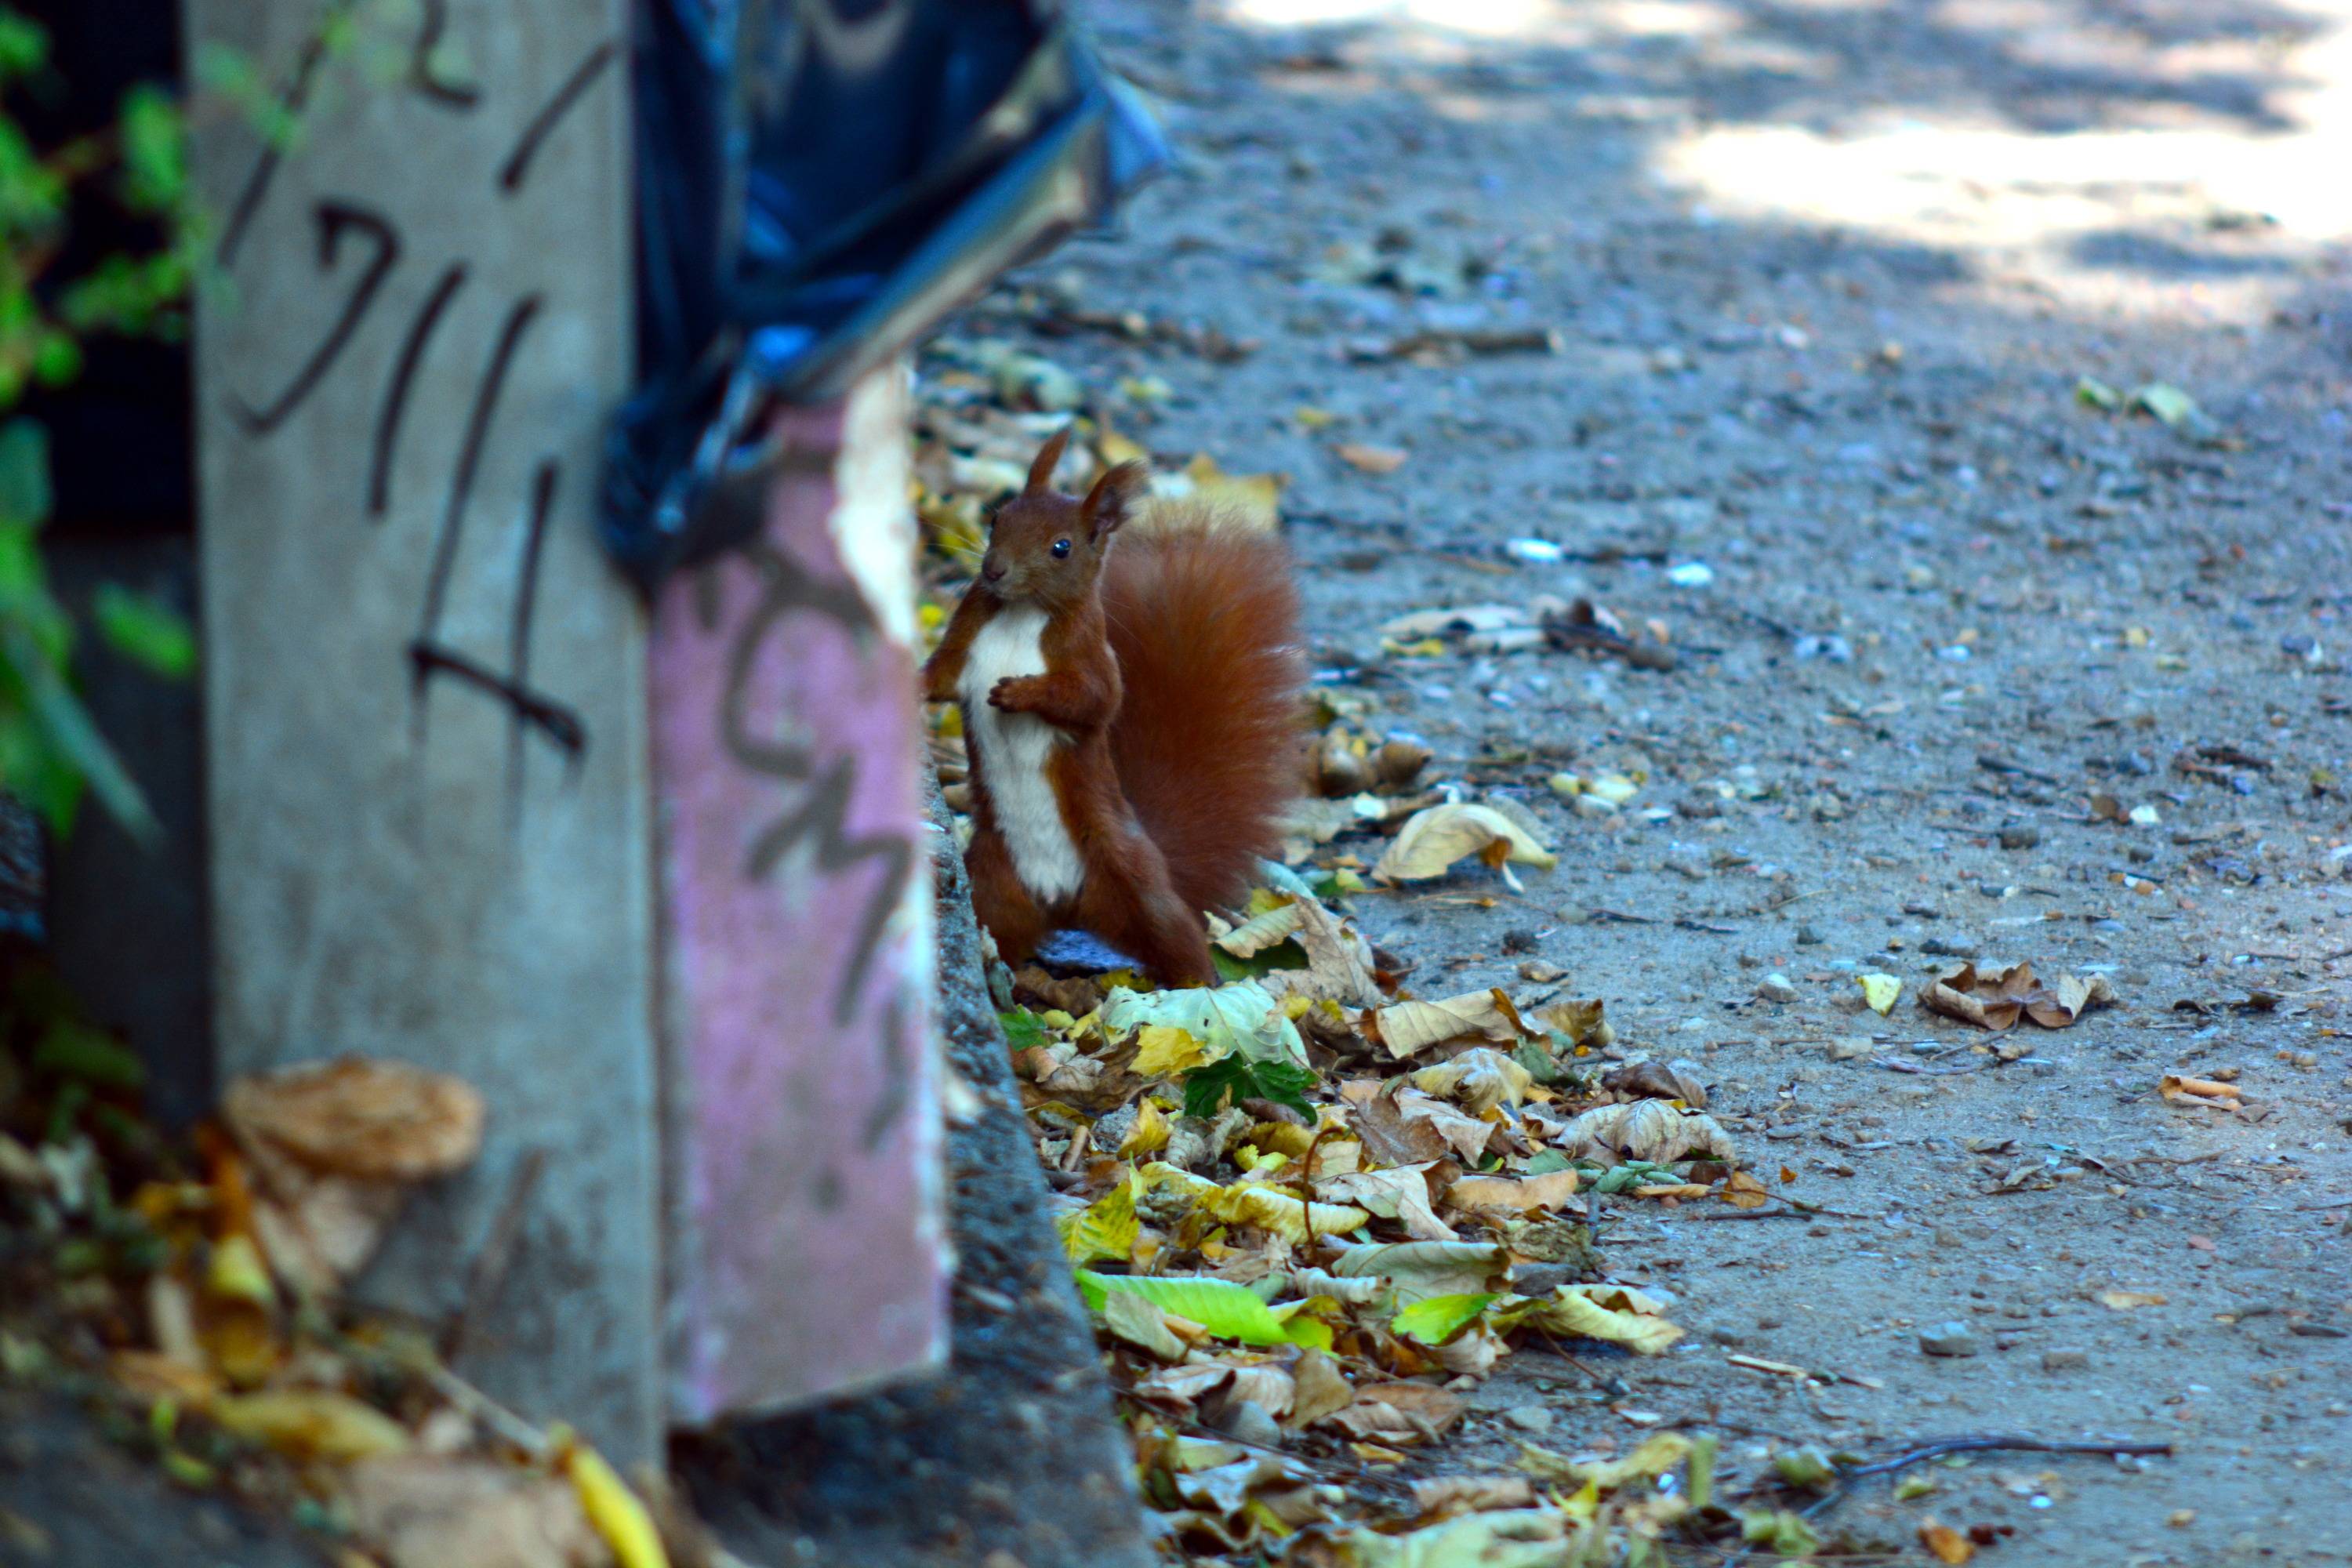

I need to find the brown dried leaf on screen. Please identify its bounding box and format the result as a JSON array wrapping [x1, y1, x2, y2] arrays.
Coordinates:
[[2159, 1074, 2243, 1110], [1410, 1047, 1533, 1113], [1533, 997, 1614, 1049], [1334, 442, 1408, 474], [1376, 1086, 1497, 1163], [1288, 1351, 1356, 1429], [211, 1390, 414, 1462], [223, 1057, 485, 1181], [1341, 1079, 1452, 1166], [1600, 1058, 1706, 1108], [1337, 1381, 1465, 1435], [1316, 1163, 1457, 1241], [1367, 989, 1523, 1059], [1555, 1100, 1736, 1164], [1924, 960, 2119, 1031], [1920, 1520, 1976, 1565], [344, 1457, 612, 1568], [1443, 1169, 1580, 1214], [1254, 898, 1383, 1009]]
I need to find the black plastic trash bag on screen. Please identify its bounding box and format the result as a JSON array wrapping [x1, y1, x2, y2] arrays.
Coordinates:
[[604, 0, 1167, 593]]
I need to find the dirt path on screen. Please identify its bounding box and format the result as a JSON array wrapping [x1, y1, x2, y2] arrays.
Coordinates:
[[959, 1, 2352, 1560]]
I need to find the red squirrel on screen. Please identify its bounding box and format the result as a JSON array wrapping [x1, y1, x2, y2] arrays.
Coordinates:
[[923, 427, 1305, 987]]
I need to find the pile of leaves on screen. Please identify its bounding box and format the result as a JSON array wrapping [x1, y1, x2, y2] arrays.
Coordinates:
[[0, 967, 680, 1568], [910, 338, 1835, 1564]]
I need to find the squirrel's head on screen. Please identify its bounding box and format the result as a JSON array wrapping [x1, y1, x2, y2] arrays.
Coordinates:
[[978, 427, 1149, 613]]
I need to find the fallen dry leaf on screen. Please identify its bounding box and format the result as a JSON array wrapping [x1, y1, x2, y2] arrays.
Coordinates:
[[345, 1456, 612, 1568], [1105, 1289, 1190, 1362], [1554, 1100, 1735, 1164], [1214, 899, 1308, 958], [211, 1389, 415, 1462], [1373, 803, 1557, 888], [1254, 897, 1384, 1009], [1443, 1169, 1580, 1214], [1142, 1162, 1372, 1244], [1331, 1380, 1465, 1435], [223, 1057, 485, 1182], [1411, 1475, 1535, 1515], [1600, 1058, 1706, 1108], [1858, 972, 1902, 1015], [1359, 1084, 1497, 1164], [1317, 1164, 1456, 1241], [1510, 1283, 1683, 1355], [1334, 442, 1408, 474], [561, 1439, 669, 1568], [1410, 1047, 1533, 1112], [2098, 1290, 2168, 1311], [1532, 996, 1614, 1049], [1923, 960, 2118, 1031], [1328, 1240, 1512, 1303], [1288, 1351, 1356, 1428], [1368, 989, 1526, 1058], [1920, 1519, 1976, 1565], [2160, 1074, 2243, 1110]]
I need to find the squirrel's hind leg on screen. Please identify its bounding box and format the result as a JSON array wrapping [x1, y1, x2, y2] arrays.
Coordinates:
[[967, 826, 1049, 968], [1081, 847, 1217, 990]]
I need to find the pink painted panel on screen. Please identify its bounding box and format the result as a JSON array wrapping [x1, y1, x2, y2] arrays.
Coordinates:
[[650, 391, 946, 1423]]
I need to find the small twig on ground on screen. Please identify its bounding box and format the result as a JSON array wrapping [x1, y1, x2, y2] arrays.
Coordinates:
[[1794, 1434, 2175, 1529], [1843, 1432, 2173, 1480], [1532, 1327, 1632, 1396], [1871, 1054, 1993, 1076]]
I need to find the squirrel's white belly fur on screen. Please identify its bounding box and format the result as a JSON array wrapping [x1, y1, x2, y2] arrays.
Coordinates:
[[960, 607, 1086, 905]]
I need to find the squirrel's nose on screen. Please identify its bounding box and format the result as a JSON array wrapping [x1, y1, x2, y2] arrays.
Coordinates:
[[982, 561, 1007, 583]]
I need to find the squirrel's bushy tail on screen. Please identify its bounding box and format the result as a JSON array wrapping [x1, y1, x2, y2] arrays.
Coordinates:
[[1102, 509, 1307, 917]]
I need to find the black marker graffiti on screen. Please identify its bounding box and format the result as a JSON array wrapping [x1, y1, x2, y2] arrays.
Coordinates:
[[228, 201, 398, 434], [370, 262, 468, 516], [498, 40, 620, 194], [503, 459, 572, 809], [222, 14, 615, 802], [408, 0, 483, 109], [218, 27, 331, 269], [407, 294, 583, 767], [720, 543, 915, 1025]]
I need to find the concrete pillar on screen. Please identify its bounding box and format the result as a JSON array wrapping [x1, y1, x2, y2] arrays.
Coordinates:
[[182, 1, 944, 1461]]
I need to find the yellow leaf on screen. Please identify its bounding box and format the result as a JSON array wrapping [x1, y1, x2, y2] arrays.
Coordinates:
[[1056, 1181, 1140, 1265], [1141, 1163, 1370, 1245], [1214, 898, 1306, 957], [1095, 429, 1150, 466], [1294, 405, 1338, 429], [1858, 973, 1901, 1014], [1373, 804, 1556, 886], [563, 1439, 670, 1568], [209, 1390, 412, 1462], [206, 1233, 277, 1308], [1508, 1284, 1684, 1355], [1132, 1025, 1217, 1078], [1119, 1100, 1171, 1158], [1920, 1520, 1976, 1565], [1148, 453, 1283, 531]]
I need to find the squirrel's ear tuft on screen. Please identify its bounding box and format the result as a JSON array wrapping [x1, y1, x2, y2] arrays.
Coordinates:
[[1025, 426, 1073, 493], [1083, 461, 1150, 539]]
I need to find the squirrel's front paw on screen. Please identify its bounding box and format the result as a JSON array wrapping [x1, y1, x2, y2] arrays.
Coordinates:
[[987, 677, 1027, 711]]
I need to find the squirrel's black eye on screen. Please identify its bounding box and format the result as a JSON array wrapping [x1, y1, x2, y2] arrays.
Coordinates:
[[1051, 538, 1072, 558]]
